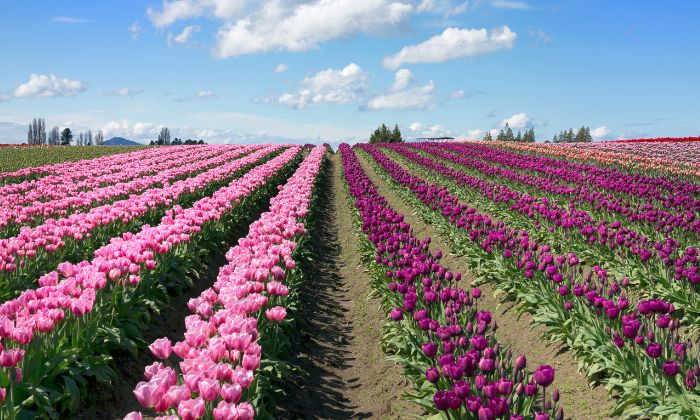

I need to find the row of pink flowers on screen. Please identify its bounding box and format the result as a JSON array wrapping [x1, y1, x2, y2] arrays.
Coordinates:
[[0, 146, 183, 198], [126, 145, 326, 420], [0, 146, 247, 230], [0, 146, 278, 278], [564, 140, 700, 175], [488, 141, 700, 178], [0, 146, 302, 413]]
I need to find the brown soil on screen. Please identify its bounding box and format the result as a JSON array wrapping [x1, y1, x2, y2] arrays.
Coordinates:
[[276, 154, 423, 419], [355, 149, 616, 420]]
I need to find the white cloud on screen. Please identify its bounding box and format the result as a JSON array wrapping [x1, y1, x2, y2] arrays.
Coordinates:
[[147, 0, 247, 28], [383, 26, 517, 69], [407, 121, 453, 138], [269, 63, 368, 109], [14, 74, 87, 98], [52, 16, 91, 24], [445, 2, 468, 17], [529, 28, 553, 44], [275, 63, 288, 74], [169, 25, 201, 45], [491, 0, 530, 10], [392, 69, 413, 91], [175, 89, 217, 101], [365, 69, 436, 111], [466, 129, 483, 138], [416, 0, 468, 17], [103, 87, 143, 97], [417, 0, 436, 12], [450, 89, 466, 99], [129, 21, 142, 41], [214, 0, 413, 58], [591, 126, 610, 139], [501, 112, 530, 129]]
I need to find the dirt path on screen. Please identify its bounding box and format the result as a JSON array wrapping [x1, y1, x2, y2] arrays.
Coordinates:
[[355, 149, 615, 419], [277, 154, 422, 419]]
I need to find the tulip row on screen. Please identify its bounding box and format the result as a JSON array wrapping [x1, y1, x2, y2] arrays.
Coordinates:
[[126, 145, 327, 420], [0, 145, 183, 196], [494, 140, 700, 179], [0, 146, 244, 234], [380, 144, 700, 322], [568, 138, 700, 172], [359, 144, 700, 417], [420, 141, 700, 240], [0, 146, 302, 418], [0, 146, 278, 299], [339, 144, 563, 419], [463, 142, 700, 215]]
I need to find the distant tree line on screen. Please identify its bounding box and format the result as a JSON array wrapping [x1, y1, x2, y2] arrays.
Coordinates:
[[148, 128, 206, 145], [551, 127, 593, 143], [483, 123, 536, 142], [369, 123, 403, 143], [27, 117, 104, 146]]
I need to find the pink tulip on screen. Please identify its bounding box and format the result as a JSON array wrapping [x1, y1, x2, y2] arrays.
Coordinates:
[[265, 306, 287, 322], [178, 397, 205, 420], [197, 378, 221, 401], [149, 338, 172, 360], [133, 381, 164, 408]]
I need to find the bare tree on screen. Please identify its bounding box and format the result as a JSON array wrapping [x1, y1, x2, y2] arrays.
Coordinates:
[[157, 127, 171, 145], [86, 130, 93, 146], [27, 118, 46, 145], [78, 132, 84, 146], [95, 130, 104, 146], [48, 126, 60, 145]]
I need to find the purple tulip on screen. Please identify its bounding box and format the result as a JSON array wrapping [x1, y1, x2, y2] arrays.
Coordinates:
[[533, 365, 555, 387], [426, 367, 440, 383], [646, 343, 662, 358], [663, 360, 680, 376]]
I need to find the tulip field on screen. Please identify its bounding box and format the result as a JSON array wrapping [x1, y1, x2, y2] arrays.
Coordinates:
[[0, 139, 697, 419]]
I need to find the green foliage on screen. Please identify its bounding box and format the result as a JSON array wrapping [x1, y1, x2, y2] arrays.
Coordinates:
[[369, 123, 403, 143]]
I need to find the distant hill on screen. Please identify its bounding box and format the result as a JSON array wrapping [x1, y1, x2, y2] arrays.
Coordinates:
[[104, 137, 143, 146]]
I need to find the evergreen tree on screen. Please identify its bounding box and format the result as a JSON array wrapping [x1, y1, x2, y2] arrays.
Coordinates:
[[523, 127, 536, 143], [503, 123, 514, 141], [60, 128, 73, 145], [566, 128, 575, 143], [515, 131, 522, 142], [391, 124, 402, 143], [483, 131, 493, 141]]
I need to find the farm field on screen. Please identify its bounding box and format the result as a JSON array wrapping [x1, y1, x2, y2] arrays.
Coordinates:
[[0, 139, 698, 420]]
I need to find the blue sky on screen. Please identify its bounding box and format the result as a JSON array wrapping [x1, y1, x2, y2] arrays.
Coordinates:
[[0, 0, 698, 144]]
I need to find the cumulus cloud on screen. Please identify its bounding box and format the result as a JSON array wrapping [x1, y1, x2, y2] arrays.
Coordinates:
[[267, 63, 368, 109], [175, 90, 217, 101], [383, 26, 516, 69], [529, 28, 553, 44], [417, 0, 468, 17], [450, 89, 466, 99], [491, 0, 530, 10], [168, 25, 201, 45], [214, 0, 413, 58], [129, 21, 142, 40], [13, 74, 87, 98], [407, 121, 454, 138], [52, 16, 91, 24], [466, 129, 483, 138], [147, 0, 247, 28], [365, 69, 436, 111], [103, 87, 143, 97], [501, 112, 530, 129], [591, 126, 610, 139], [275, 63, 288, 74]]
